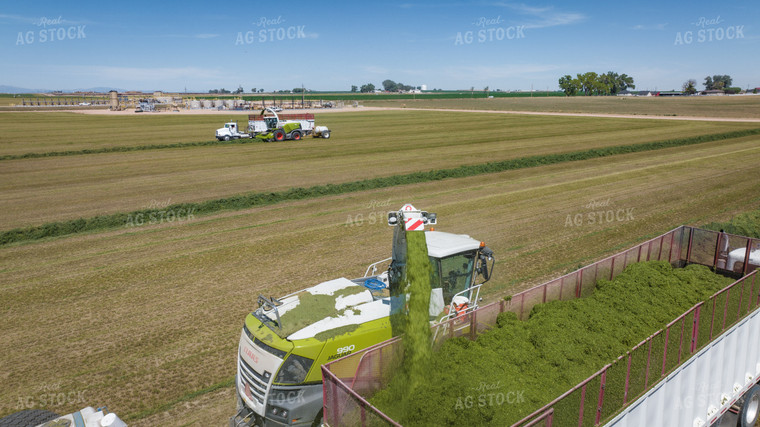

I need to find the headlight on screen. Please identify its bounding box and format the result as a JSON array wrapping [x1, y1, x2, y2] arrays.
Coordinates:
[[274, 354, 314, 384]]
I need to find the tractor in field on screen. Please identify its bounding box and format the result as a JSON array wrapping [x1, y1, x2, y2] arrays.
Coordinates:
[[230, 204, 494, 427], [215, 108, 331, 142], [250, 108, 330, 142]]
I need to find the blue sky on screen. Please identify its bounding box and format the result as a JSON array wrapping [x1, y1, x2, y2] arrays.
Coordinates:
[[1, 1, 758, 92]]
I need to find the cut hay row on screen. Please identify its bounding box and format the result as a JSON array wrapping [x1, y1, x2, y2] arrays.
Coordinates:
[[3, 128, 758, 245]]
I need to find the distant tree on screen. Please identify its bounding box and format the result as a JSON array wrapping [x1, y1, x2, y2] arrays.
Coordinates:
[[724, 87, 741, 94], [558, 75, 580, 96], [704, 75, 732, 90], [682, 79, 697, 94], [577, 72, 600, 95], [208, 89, 219, 94], [292, 87, 305, 93], [251, 88, 257, 93], [351, 85, 358, 93], [259, 89, 265, 93], [616, 73, 635, 92], [382, 79, 398, 92], [716, 75, 732, 88], [561, 71, 633, 96], [360, 83, 375, 93], [234, 86, 244, 94]]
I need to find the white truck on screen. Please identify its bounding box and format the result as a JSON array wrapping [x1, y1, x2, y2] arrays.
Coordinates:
[[216, 121, 251, 141], [215, 108, 331, 142]]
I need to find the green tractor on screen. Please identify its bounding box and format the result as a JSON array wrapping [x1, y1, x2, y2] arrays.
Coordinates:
[[251, 108, 331, 142], [230, 204, 494, 427]]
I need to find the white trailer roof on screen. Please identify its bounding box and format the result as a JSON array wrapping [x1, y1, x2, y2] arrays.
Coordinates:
[[424, 230, 481, 258]]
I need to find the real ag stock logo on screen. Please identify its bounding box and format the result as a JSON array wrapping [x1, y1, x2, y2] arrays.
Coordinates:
[[15, 16, 86, 45], [454, 15, 526, 45], [565, 198, 635, 228], [235, 16, 307, 45], [674, 15, 744, 45]]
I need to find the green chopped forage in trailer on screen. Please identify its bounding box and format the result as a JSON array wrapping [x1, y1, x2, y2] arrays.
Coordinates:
[[370, 261, 734, 426]]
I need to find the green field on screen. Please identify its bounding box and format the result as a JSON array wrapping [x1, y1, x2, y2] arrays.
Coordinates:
[[363, 95, 760, 119], [1, 103, 759, 426]]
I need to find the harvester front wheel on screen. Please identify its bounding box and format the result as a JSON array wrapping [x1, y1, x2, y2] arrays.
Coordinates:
[[273, 130, 285, 141]]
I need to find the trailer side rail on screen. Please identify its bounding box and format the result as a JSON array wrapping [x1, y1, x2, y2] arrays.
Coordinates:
[[321, 226, 760, 426]]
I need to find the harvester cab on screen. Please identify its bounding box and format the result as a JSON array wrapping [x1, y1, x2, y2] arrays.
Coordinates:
[[387, 204, 494, 323], [231, 203, 493, 427]]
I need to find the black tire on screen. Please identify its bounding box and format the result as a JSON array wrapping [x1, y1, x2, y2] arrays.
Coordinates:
[[322, 131, 331, 139], [0, 409, 60, 427], [739, 384, 760, 427], [311, 409, 323, 427], [223, 135, 230, 141], [291, 130, 302, 141], [273, 130, 285, 141]]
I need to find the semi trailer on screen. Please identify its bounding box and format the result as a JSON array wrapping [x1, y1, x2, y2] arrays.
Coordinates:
[[322, 225, 760, 427]]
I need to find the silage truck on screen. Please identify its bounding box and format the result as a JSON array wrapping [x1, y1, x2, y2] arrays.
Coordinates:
[[216, 108, 331, 142], [230, 204, 494, 427], [321, 226, 760, 427]]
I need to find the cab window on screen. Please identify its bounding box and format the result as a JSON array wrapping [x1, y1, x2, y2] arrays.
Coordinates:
[[430, 251, 475, 303]]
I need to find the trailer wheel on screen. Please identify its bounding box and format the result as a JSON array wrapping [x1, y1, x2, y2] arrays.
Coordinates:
[[273, 130, 285, 141], [291, 130, 302, 141], [321, 131, 331, 139], [0, 409, 59, 427], [739, 384, 760, 427]]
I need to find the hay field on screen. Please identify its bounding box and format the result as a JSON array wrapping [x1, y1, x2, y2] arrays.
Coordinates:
[[362, 95, 760, 119], [1, 106, 759, 425], [1, 111, 755, 229]]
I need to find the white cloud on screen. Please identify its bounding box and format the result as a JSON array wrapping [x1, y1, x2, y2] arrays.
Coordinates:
[[163, 33, 220, 39], [0, 13, 33, 24], [632, 23, 668, 31], [490, 2, 586, 29]]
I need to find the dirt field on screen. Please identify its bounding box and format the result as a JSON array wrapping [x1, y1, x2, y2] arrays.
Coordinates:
[[1, 102, 759, 425]]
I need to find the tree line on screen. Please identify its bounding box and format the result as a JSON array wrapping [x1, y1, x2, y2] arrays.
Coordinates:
[[350, 79, 423, 93], [558, 72, 635, 96]]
